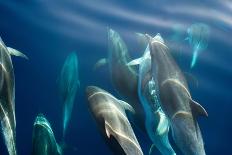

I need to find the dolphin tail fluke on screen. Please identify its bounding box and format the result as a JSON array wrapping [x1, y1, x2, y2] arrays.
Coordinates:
[[7, 47, 29, 60], [93, 58, 108, 70]]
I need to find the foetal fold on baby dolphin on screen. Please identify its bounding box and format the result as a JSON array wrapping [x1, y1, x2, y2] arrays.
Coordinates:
[[128, 36, 175, 155], [32, 114, 62, 155], [86, 86, 143, 155], [148, 33, 208, 155], [57, 52, 80, 139], [94, 28, 145, 132], [0, 37, 28, 155]]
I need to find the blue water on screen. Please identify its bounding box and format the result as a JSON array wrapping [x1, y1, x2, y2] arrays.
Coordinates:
[[0, 0, 231, 154]]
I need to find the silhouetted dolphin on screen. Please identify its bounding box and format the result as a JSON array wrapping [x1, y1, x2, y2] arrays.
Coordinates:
[[57, 52, 80, 138], [94, 28, 145, 131], [186, 23, 210, 68], [32, 114, 62, 155], [86, 86, 144, 155], [128, 43, 175, 155], [0, 37, 28, 155], [147, 33, 208, 155]]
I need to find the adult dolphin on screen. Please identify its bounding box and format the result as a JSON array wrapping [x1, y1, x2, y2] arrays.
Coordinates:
[[147, 33, 208, 155], [32, 114, 62, 155], [86, 86, 143, 155], [57, 52, 80, 139], [128, 42, 175, 155], [0, 37, 28, 155], [94, 28, 145, 132]]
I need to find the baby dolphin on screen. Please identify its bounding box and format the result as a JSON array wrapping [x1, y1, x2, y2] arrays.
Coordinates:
[[186, 23, 210, 68], [32, 114, 62, 155], [57, 52, 80, 138], [128, 41, 175, 155], [0, 37, 28, 155], [86, 86, 143, 155], [147, 33, 208, 155], [94, 28, 145, 132]]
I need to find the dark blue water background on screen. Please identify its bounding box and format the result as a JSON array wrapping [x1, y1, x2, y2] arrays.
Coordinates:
[[0, 0, 231, 154]]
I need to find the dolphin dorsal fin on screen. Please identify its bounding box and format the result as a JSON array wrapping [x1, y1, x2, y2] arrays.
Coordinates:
[[7, 47, 28, 59], [118, 100, 135, 114], [127, 57, 144, 66], [93, 58, 108, 70], [190, 99, 208, 117]]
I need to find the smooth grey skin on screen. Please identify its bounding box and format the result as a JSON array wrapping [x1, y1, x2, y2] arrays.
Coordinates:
[[147, 33, 208, 155], [32, 114, 62, 155], [57, 52, 80, 139], [95, 28, 145, 132], [86, 86, 143, 155], [0, 37, 28, 155]]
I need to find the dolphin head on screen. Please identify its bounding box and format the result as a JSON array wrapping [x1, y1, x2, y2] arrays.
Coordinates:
[[32, 114, 61, 155]]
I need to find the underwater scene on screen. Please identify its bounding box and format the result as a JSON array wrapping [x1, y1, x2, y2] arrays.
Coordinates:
[[0, 0, 231, 155]]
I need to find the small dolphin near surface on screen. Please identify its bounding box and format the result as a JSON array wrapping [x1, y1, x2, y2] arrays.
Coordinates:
[[57, 52, 80, 138], [128, 40, 175, 155], [32, 114, 62, 155], [94, 28, 145, 132], [186, 23, 210, 68], [147, 33, 208, 155], [0, 37, 28, 155], [86, 86, 144, 155]]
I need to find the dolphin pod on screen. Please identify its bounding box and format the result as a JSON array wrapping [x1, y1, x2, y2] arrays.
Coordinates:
[[86, 86, 143, 155], [147, 33, 208, 155], [32, 114, 62, 155], [57, 52, 80, 139], [128, 42, 176, 155], [0, 37, 27, 155], [94, 28, 146, 132]]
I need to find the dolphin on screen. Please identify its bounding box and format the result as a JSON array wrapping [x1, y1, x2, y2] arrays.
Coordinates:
[[57, 52, 80, 138], [0, 37, 28, 155], [31, 114, 62, 155], [128, 43, 175, 155], [147, 33, 208, 155], [94, 28, 145, 132], [186, 23, 210, 68], [86, 86, 144, 155]]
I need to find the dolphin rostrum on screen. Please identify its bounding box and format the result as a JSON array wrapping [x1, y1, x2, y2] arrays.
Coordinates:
[[0, 37, 28, 155], [147, 33, 208, 155], [32, 114, 62, 155], [94, 28, 145, 132], [128, 40, 175, 155], [57, 52, 80, 139], [86, 86, 144, 155]]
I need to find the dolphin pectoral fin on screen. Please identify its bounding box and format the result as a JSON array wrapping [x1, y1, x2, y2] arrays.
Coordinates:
[[156, 111, 169, 136], [93, 58, 108, 70], [127, 57, 143, 66], [118, 100, 135, 114], [149, 144, 156, 155], [7, 47, 29, 59], [190, 99, 208, 117], [104, 121, 113, 138]]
